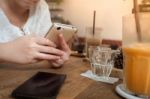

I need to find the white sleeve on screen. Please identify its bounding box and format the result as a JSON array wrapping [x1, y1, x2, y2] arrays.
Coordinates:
[[23, 0, 52, 37], [36, 0, 52, 37]]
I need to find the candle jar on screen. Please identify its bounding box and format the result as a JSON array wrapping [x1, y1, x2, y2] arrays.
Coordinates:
[[123, 13, 150, 98]]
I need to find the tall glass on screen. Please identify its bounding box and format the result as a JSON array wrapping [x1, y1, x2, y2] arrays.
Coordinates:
[[123, 14, 150, 98], [85, 27, 102, 58]]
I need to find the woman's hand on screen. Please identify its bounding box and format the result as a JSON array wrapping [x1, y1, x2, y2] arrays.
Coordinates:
[[0, 36, 64, 64], [49, 34, 71, 68]]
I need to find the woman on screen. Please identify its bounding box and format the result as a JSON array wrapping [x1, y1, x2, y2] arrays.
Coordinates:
[[0, 0, 71, 67]]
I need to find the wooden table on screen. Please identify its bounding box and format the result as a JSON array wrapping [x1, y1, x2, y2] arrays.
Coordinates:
[[0, 56, 123, 99]]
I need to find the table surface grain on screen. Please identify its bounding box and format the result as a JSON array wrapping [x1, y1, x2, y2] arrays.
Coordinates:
[[0, 56, 123, 99]]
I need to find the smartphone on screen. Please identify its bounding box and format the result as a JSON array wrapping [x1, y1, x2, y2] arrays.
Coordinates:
[[11, 72, 66, 99], [45, 23, 77, 44]]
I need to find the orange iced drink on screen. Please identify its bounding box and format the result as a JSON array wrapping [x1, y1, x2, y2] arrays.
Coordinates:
[[123, 43, 150, 96]]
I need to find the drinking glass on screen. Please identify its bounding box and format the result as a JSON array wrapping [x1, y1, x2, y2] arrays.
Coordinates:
[[85, 27, 102, 58], [90, 46, 114, 80], [123, 14, 150, 98]]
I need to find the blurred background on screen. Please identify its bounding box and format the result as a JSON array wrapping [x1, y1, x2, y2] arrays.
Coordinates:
[[46, 0, 137, 40], [46, 0, 150, 59]]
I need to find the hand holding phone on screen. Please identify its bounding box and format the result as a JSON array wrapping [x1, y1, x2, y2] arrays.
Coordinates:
[[45, 23, 77, 44]]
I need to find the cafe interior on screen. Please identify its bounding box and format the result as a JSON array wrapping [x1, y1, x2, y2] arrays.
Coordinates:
[[1, 0, 150, 99]]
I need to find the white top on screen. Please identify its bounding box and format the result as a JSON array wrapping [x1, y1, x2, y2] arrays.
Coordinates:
[[0, 0, 52, 43]]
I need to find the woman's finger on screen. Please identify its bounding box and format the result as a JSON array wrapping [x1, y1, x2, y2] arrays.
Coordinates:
[[37, 45, 64, 56], [35, 37, 56, 47], [51, 59, 64, 67], [35, 53, 60, 60], [58, 34, 71, 52]]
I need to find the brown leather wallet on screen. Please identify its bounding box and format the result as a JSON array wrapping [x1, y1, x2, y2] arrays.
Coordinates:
[[11, 72, 66, 99]]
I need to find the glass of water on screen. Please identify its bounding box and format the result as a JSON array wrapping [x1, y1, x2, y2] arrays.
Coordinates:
[[90, 46, 114, 80]]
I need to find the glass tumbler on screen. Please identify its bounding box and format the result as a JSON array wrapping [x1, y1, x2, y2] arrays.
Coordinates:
[[90, 46, 114, 80]]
